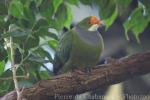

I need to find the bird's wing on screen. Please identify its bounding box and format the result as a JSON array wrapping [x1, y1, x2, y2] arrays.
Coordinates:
[[53, 31, 73, 74]]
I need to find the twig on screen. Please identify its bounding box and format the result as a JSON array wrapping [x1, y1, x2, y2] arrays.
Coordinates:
[[0, 73, 29, 80], [10, 37, 21, 100]]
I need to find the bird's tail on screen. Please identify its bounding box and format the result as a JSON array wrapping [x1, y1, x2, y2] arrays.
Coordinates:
[[53, 53, 62, 75]]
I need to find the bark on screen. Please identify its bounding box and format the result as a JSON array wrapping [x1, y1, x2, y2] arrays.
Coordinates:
[[1, 51, 150, 100]]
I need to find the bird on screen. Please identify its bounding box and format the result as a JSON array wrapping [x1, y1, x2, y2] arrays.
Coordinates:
[[53, 16, 104, 74]]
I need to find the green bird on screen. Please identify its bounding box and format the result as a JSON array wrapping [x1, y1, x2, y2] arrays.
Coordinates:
[[53, 16, 104, 74]]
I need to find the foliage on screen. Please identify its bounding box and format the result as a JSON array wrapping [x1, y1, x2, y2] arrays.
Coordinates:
[[0, 0, 150, 96]]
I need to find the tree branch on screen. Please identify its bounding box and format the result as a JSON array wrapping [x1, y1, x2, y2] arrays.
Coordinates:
[[1, 51, 150, 100]]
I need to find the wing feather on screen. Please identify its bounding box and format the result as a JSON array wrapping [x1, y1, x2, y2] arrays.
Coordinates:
[[53, 31, 73, 74]]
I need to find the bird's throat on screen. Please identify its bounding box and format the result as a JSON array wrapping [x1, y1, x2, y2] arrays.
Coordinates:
[[88, 24, 99, 31]]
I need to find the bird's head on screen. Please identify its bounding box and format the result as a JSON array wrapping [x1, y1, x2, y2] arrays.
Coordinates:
[[77, 16, 104, 31]]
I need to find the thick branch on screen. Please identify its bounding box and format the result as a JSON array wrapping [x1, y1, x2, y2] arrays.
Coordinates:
[[1, 51, 150, 100]]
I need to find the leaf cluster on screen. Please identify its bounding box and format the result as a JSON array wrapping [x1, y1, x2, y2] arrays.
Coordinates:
[[0, 0, 150, 95]]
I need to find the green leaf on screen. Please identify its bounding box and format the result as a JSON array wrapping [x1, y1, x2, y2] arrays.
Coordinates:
[[8, 0, 24, 18], [17, 19, 35, 29], [7, 30, 29, 37], [51, 4, 68, 30], [48, 39, 58, 50], [0, 16, 6, 30], [0, 61, 5, 76], [32, 18, 49, 36], [66, 0, 79, 6], [104, 7, 118, 29], [0, 69, 12, 77], [98, 0, 116, 19], [34, 27, 58, 40], [34, 47, 53, 63], [5, 24, 30, 37], [64, 6, 73, 29], [0, 16, 4, 25], [34, 27, 49, 37], [115, 0, 132, 15], [0, 69, 13, 96], [0, 80, 13, 96], [32, 18, 49, 31], [47, 33, 59, 40], [0, 48, 7, 61], [123, 5, 149, 43], [80, 0, 93, 5], [0, 3, 7, 15], [52, 0, 63, 13], [39, 0, 54, 19], [28, 54, 49, 63], [14, 48, 22, 64], [24, 36, 40, 50], [23, 1, 35, 21], [115, 0, 132, 7], [34, 0, 43, 7], [24, 61, 41, 82]]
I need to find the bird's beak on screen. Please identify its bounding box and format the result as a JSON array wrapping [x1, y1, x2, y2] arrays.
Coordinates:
[[98, 20, 105, 27]]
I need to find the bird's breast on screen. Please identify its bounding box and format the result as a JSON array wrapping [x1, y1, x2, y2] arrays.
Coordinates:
[[68, 28, 103, 68]]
